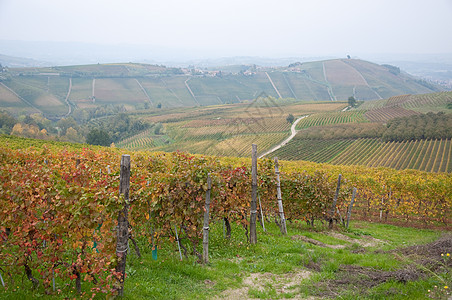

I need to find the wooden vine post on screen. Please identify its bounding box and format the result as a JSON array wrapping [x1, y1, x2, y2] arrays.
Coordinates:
[[329, 174, 342, 229], [250, 144, 258, 244], [346, 187, 357, 229], [258, 195, 266, 232], [274, 157, 287, 235], [202, 174, 212, 264], [115, 154, 130, 296]]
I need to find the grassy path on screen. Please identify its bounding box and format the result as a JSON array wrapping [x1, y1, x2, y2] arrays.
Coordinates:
[[259, 115, 309, 158]]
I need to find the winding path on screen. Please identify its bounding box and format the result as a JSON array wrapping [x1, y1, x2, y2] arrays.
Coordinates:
[[63, 78, 72, 117], [259, 115, 309, 158]]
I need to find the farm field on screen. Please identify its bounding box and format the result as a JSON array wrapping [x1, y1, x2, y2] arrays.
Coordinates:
[[0, 135, 450, 299], [357, 91, 452, 112], [114, 90, 452, 174], [1, 59, 445, 116], [271, 138, 452, 173], [1, 77, 68, 116], [295, 111, 367, 130], [115, 128, 172, 150], [93, 78, 149, 105], [331, 138, 452, 172], [271, 139, 355, 163], [123, 100, 348, 155], [264, 91, 452, 172], [364, 106, 420, 122]]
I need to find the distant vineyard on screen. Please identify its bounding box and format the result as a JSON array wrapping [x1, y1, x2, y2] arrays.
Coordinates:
[[331, 138, 452, 173], [153, 132, 288, 157], [116, 129, 153, 149], [271, 139, 355, 162], [295, 111, 367, 130], [270, 137, 451, 173], [177, 117, 291, 139], [358, 91, 452, 111], [116, 129, 172, 150], [364, 106, 420, 122], [293, 122, 385, 140]]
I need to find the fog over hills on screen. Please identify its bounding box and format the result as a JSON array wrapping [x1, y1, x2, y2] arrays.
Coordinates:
[[1, 40, 452, 88]]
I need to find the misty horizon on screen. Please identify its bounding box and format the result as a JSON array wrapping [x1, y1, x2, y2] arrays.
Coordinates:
[[1, 0, 452, 59]]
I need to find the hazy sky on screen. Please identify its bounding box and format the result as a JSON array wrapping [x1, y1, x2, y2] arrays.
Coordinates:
[[1, 0, 452, 57]]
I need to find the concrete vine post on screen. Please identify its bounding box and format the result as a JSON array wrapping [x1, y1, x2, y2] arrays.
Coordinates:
[[329, 174, 342, 229], [274, 157, 287, 234], [202, 174, 212, 264], [0, 271, 4, 287], [115, 154, 130, 296], [250, 144, 258, 244], [258, 195, 266, 232], [346, 187, 357, 229]]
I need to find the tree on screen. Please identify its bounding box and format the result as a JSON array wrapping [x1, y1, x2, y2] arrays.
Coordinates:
[[0, 110, 17, 134], [154, 123, 163, 135], [86, 128, 110, 146], [348, 96, 356, 107], [62, 127, 85, 143], [57, 117, 78, 136], [286, 114, 295, 124]]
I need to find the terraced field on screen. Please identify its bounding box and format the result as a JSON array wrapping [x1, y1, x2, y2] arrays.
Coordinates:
[[2, 59, 444, 116], [114, 88, 451, 173], [120, 99, 347, 156], [93, 78, 148, 106], [358, 91, 452, 112], [152, 132, 287, 157], [295, 111, 367, 129], [364, 106, 420, 122], [1, 77, 68, 116], [271, 139, 355, 162], [261, 91, 451, 173], [115, 128, 172, 150], [270, 138, 451, 173], [331, 138, 452, 173]]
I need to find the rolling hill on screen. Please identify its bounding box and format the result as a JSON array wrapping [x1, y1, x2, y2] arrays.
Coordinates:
[[115, 90, 452, 173], [0, 59, 445, 118], [270, 91, 452, 172]]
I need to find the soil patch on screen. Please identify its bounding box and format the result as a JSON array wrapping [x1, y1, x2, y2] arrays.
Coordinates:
[[215, 269, 312, 299], [397, 234, 452, 261], [326, 231, 385, 248], [312, 235, 452, 298], [291, 235, 346, 249], [313, 264, 422, 298]]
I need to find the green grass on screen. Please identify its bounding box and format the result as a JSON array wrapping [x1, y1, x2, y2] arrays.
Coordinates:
[[1, 219, 448, 299]]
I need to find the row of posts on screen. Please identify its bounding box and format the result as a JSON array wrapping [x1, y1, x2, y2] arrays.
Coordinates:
[[114, 144, 356, 295], [0, 148, 356, 294]]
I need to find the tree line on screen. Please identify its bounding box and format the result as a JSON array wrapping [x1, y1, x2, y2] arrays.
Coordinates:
[[0, 106, 152, 146]]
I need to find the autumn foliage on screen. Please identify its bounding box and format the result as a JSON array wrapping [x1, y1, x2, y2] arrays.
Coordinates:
[[0, 136, 450, 296]]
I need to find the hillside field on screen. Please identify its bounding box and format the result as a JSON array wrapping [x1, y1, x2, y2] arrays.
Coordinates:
[[0, 59, 445, 117]]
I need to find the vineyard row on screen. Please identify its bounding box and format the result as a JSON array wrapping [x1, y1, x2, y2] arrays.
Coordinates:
[[0, 138, 450, 296]]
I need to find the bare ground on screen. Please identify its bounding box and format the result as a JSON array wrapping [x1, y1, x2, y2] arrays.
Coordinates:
[[214, 269, 313, 299], [311, 234, 452, 298], [326, 231, 386, 248]]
